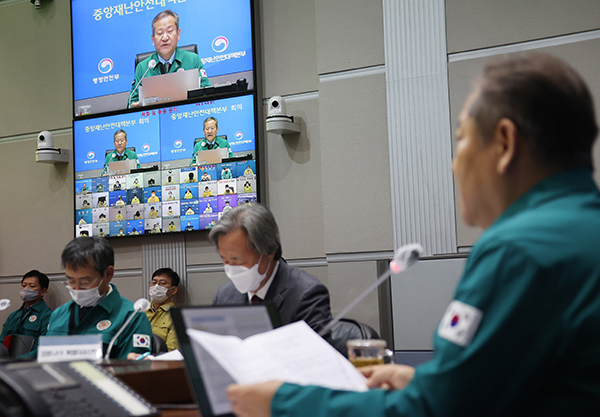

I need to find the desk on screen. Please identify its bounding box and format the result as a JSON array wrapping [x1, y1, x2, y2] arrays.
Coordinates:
[[102, 360, 200, 417]]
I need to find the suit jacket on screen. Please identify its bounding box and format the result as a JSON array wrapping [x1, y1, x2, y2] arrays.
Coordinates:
[[213, 260, 333, 340]]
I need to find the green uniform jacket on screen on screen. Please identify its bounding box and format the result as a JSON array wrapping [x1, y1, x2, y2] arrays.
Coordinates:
[[271, 169, 600, 417], [102, 148, 141, 175], [47, 284, 152, 360], [190, 136, 234, 165], [0, 299, 53, 359], [129, 47, 211, 105]]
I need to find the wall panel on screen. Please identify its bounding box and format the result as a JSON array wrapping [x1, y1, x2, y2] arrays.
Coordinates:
[[446, 0, 600, 54]]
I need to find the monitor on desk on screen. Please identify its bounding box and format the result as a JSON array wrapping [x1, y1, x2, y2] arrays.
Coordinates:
[[171, 305, 280, 417]]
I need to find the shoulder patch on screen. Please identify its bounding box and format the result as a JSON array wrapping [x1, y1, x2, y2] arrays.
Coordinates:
[[437, 300, 483, 347], [96, 320, 112, 331], [200, 69, 207, 78], [134, 334, 151, 348], [29, 315, 37, 323]]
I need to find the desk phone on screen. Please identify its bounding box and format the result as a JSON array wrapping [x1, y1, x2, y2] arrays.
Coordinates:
[[0, 360, 159, 417]]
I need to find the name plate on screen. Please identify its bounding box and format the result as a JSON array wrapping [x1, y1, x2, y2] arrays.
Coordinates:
[[38, 335, 103, 363]]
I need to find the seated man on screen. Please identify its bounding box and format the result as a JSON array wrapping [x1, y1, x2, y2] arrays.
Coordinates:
[[145, 268, 180, 352], [129, 9, 210, 107], [147, 190, 160, 203], [210, 204, 333, 339], [47, 237, 152, 359], [226, 53, 600, 417], [0, 270, 53, 359], [190, 117, 234, 166], [102, 130, 141, 176], [149, 206, 159, 219]]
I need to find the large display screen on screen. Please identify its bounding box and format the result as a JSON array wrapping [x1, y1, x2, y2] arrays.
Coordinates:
[[71, 0, 254, 116], [73, 94, 258, 237]]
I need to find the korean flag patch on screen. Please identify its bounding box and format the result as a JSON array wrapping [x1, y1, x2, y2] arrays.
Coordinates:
[[133, 334, 151, 348], [437, 300, 483, 347], [200, 69, 208, 78]]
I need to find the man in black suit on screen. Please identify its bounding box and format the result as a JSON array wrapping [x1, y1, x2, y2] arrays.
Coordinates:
[[209, 204, 333, 339]]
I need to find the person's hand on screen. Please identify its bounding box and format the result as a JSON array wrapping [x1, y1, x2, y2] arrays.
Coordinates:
[[360, 364, 415, 390], [127, 352, 142, 360], [226, 381, 283, 417], [131, 102, 140, 108]]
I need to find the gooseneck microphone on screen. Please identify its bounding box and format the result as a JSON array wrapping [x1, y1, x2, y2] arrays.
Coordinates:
[[104, 298, 150, 360], [319, 243, 423, 337], [128, 59, 157, 108]]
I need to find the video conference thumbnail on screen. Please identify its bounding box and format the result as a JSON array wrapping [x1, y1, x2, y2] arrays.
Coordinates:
[[75, 161, 256, 237]]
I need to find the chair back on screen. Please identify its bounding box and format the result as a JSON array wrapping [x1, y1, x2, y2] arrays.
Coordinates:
[[152, 333, 168, 355], [135, 44, 198, 70], [330, 318, 380, 357], [194, 135, 228, 145], [6, 335, 36, 359]]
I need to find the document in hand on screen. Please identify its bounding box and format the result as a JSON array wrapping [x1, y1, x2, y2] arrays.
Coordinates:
[[186, 320, 368, 392]]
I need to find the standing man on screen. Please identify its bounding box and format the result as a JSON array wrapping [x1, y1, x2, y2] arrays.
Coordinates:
[[47, 237, 152, 360], [102, 130, 141, 176], [225, 53, 600, 417], [145, 268, 180, 352], [190, 117, 234, 165], [129, 9, 211, 107], [209, 204, 333, 339], [0, 270, 53, 359]]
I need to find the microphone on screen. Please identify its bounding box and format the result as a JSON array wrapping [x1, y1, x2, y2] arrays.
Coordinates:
[[128, 59, 156, 108], [0, 299, 11, 311], [319, 243, 423, 337], [104, 298, 150, 360]]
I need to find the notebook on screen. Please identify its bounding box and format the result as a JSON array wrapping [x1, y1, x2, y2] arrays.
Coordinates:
[[171, 304, 280, 417]]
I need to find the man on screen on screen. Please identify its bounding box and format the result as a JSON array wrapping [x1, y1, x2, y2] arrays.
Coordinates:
[[190, 117, 234, 166], [129, 10, 211, 107], [102, 130, 141, 176]]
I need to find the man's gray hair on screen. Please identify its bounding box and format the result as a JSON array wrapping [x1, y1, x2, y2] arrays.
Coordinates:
[[152, 9, 180, 33], [61, 237, 114, 275], [208, 204, 282, 260]]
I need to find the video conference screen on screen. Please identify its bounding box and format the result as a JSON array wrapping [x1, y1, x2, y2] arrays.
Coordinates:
[[71, 0, 254, 116], [73, 94, 258, 237]]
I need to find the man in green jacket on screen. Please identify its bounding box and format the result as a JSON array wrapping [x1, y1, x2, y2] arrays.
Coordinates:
[[226, 53, 600, 417], [102, 129, 140, 176], [129, 9, 210, 107], [190, 117, 234, 166], [47, 237, 151, 360], [0, 270, 53, 359]]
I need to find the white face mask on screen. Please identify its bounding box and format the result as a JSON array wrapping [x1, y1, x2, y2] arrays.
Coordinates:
[[224, 257, 269, 294], [149, 285, 169, 303], [20, 288, 39, 303], [68, 282, 105, 308]]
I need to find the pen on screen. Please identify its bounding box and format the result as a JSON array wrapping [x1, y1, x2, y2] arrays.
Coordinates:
[[136, 352, 151, 361]]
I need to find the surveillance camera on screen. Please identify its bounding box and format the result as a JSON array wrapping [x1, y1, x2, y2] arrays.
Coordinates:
[[268, 96, 287, 117], [37, 130, 54, 149]]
